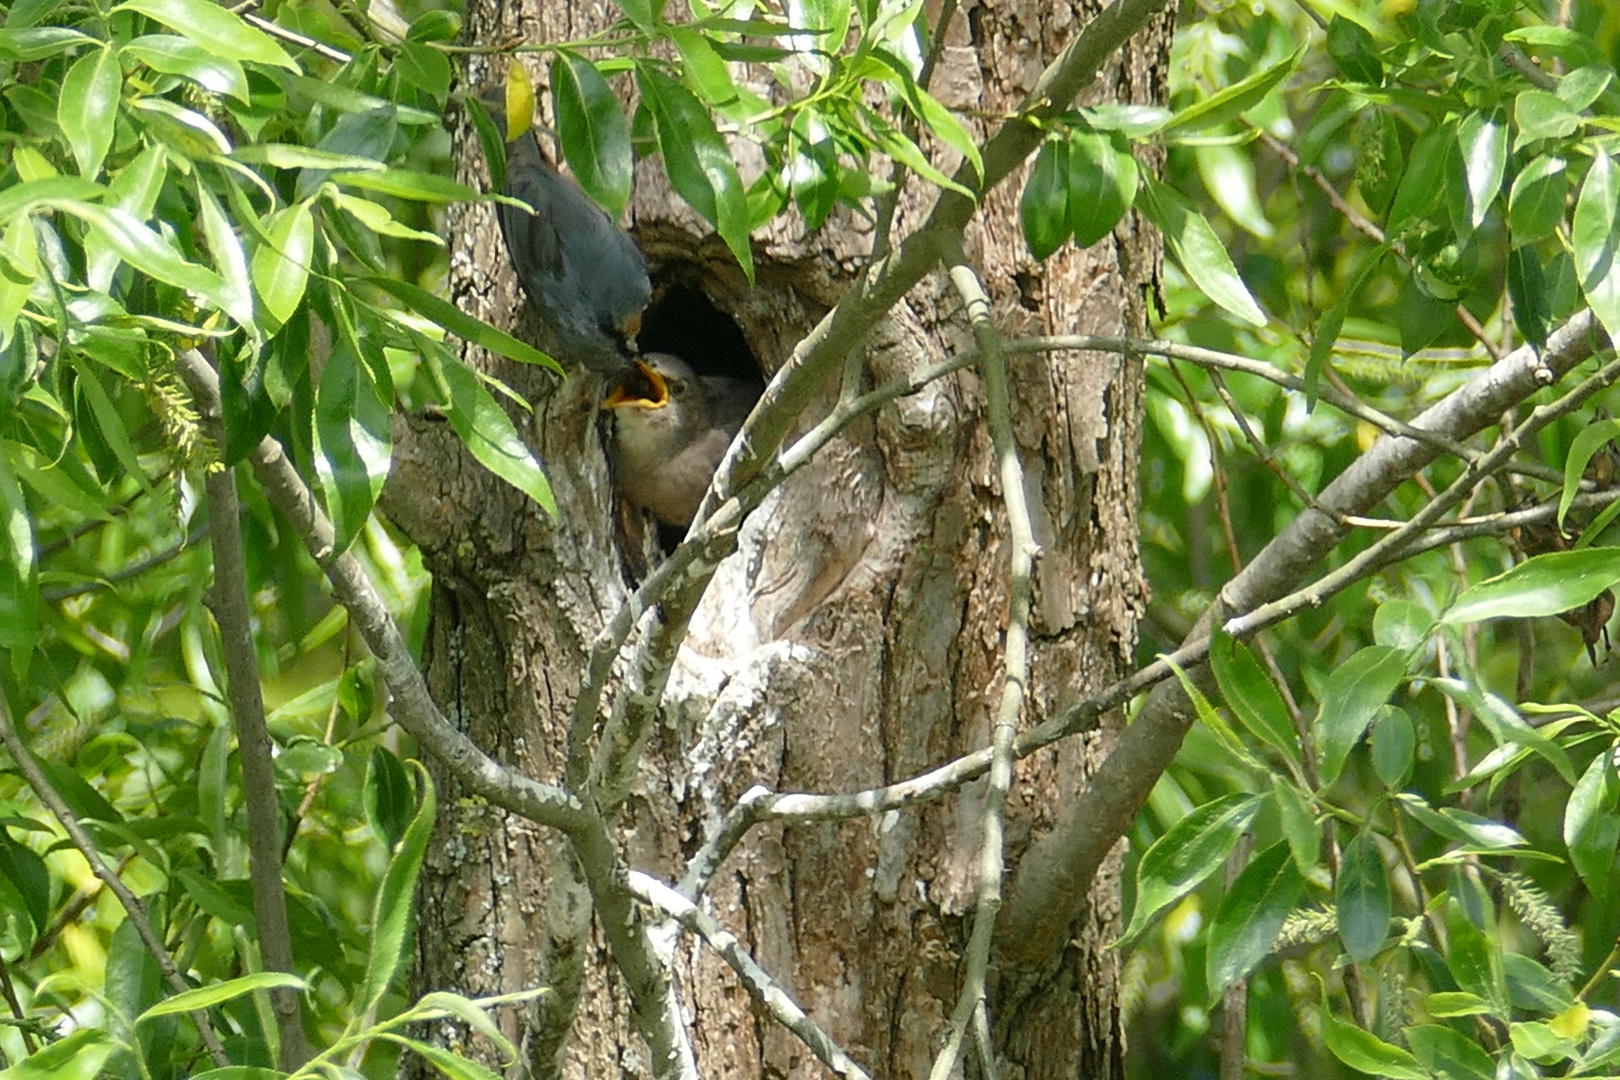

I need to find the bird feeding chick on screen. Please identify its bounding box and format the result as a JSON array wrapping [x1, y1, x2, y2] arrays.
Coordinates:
[[602, 353, 760, 529], [481, 91, 650, 375]]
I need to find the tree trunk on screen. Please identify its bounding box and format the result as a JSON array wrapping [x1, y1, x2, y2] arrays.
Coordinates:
[[383, 1, 1169, 1075]]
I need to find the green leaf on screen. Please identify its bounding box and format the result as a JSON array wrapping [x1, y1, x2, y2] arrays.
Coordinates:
[[57, 202, 233, 315], [436, 356, 555, 514], [1206, 840, 1303, 997], [1195, 141, 1270, 240], [1513, 90, 1582, 150], [1272, 779, 1321, 873], [0, 177, 105, 221], [364, 276, 562, 373], [1406, 1025, 1496, 1080], [1395, 795, 1526, 850], [553, 53, 633, 221], [314, 338, 392, 553], [0, 1028, 113, 1080], [1564, 747, 1620, 899], [1556, 66, 1611, 111], [1445, 547, 1620, 624], [1446, 899, 1509, 1018], [137, 972, 306, 1022], [1326, 16, 1381, 85], [1387, 122, 1453, 236], [395, 42, 451, 102], [1320, 1004, 1426, 1079], [1457, 111, 1505, 230], [1510, 1020, 1577, 1064], [252, 202, 314, 327], [1509, 155, 1568, 243], [121, 35, 248, 101], [1372, 599, 1432, 652], [637, 66, 753, 280], [0, 26, 97, 61], [365, 747, 414, 852], [361, 762, 435, 1011], [0, 446, 35, 670], [1162, 47, 1303, 136], [1369, 707, 1415, 789], [113, 0, 297, 70], [195, 178, 256, 331], [86, 143, 167, 292], [1428, 678, 1575, 784], [1068, 131, 1138, 248], [378, 1034, 504, 1080], [670, 24, 742, 112], [1209, 631, 1301, 769], [1573, 150, 1620, 347], [1425, 991, 1492, 1017], [1118, 791, 1261, 947], [329, 169, 480, 204], [70, 357, 154, 493], [1021, 140, 1070, 260], [1558, 420, 1620, 531], [1508, 243, 1551, 349], [1316, 646, 1405, 785], [0, 830, 48, 938], [1137, 177, 1267, 327], [0, 217, 40, 349], [1335, 830, 1389, 963], [59, 46, 122, 178], [1504, 952, 1574, 1014]]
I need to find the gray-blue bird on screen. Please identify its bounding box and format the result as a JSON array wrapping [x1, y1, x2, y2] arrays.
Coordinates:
[[482, 93, 650, 374]]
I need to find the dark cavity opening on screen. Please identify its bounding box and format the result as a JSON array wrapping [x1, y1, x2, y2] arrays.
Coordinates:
[[637, 284, 761, 384]]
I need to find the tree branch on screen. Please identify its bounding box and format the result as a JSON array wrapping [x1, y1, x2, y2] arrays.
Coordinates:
[[995, 310, 1611, 965], [628, 873, 874, 1080], [202, 458, 311, 1069]]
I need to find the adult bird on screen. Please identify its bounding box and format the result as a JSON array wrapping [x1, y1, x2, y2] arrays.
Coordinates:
[[601, 352, 761, 530], [480, 91, 650, 374]]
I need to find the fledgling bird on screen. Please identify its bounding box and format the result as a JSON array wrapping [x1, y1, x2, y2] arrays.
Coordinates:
[[481, 92, 650, 374], [601, 352, 761, 529]]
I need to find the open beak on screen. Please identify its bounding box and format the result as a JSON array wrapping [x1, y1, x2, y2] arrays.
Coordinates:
[[601, 359, 668, 411]]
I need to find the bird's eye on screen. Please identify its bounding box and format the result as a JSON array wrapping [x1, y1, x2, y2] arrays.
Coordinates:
[[668, 379, 687, 398]]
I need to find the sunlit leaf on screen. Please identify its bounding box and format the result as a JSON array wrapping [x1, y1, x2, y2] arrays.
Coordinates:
[[1118, 791, 1261, 947]]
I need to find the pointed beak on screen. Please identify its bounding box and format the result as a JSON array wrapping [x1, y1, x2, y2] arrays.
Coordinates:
[[601, 359, 668, 411]]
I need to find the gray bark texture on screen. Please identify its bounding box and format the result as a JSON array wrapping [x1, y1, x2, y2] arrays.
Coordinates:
[[382, 0, 1170, 1075]]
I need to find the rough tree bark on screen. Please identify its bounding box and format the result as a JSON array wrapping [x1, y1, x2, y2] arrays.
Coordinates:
[[381, 0, 1171, 1075]]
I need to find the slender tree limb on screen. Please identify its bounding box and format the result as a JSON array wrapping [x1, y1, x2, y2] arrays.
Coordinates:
[[174, 349, 586, 833], [995, 310, 1610, 966], [202, 459, 311, 1069], [41, 525, 210, 602], [925, 247, 1035, 1080], [0, 694, 231, 1069], [627, 873, 874, 1080]]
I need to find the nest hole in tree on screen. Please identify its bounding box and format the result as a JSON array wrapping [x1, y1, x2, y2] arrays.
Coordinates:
[[637, 282, 762, 385], [629, 282, 766, 553]]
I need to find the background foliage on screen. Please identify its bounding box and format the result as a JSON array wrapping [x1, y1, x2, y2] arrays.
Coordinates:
[[1, 0, 1619, 1075]]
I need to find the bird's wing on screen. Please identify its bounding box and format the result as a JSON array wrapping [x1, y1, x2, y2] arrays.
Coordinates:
[[502, 134, 564, 278]]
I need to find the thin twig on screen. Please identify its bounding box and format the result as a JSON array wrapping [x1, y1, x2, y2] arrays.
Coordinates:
[[627, 873, 874, 1080], [0, 695, 232, 1068]]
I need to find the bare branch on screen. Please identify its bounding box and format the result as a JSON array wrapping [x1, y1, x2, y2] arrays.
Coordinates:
[[628, 873, 874, 1080], [201, 457, 311, 1069]]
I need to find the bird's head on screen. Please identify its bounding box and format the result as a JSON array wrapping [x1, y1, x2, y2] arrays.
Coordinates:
[[601, 354, 706, 444]]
